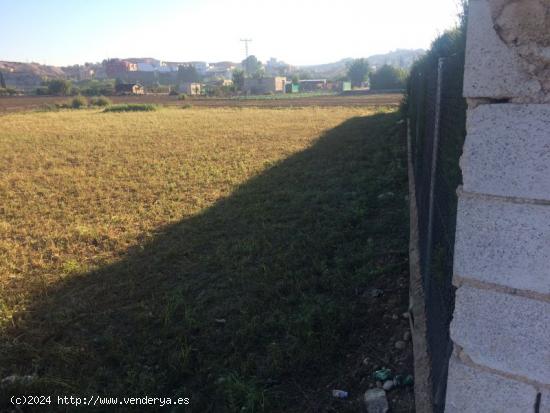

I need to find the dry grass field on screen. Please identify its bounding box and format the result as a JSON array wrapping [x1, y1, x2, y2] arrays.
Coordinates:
[[0, 106, 412, 411]]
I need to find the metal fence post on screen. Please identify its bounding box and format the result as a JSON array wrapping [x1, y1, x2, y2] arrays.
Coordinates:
[[425, 58, 445, 288]]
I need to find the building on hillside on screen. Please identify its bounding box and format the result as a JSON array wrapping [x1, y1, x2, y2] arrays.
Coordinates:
[[115, 82, 144, 95], [265, 58, 292, 76], [158, 62, 179, 73], [243, 76, 287, 94], [298, 79, 327, 92], [136, 62, 158, 72], [62, 64, 95, 81], [105, 59, 138, 77], [179, 82, 202, 95], [186, 61, 209, 74], [205, 78, 233, 87], [207, 62, 237, 79]]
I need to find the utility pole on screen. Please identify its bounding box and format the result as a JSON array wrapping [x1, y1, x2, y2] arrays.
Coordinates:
[[240, 38, 252, 60]]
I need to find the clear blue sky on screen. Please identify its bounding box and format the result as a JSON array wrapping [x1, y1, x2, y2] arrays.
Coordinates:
[[1, 0, 462, 66]]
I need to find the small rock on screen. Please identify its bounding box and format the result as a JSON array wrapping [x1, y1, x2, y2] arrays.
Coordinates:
[[377, 192, 395, 200], [364, 388, 389, 413], [331, 389, 348, 399], [363, 357, 370, 366], [214, 318, 226, 324], [1, 375, 36, 387], [403, 375, 414, 386], [395, 340, 407, 350], [369, 288, 384, 298], [403, 331, 411, 341], [402, 312, 410, 319], [392, 314, 398, 320], [383, 380, 394, 391]]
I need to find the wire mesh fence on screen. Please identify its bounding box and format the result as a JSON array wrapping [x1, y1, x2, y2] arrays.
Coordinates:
[[408, 54, 467, 412]]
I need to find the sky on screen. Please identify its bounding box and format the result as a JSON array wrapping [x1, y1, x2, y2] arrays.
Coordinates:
[[1, 0, 462, 66]]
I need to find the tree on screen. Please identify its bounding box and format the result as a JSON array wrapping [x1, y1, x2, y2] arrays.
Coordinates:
[[241, 55, 263, 77], [178, 65, 201, 83], [47, 79, 72, 96], [347, 58, 370, 87], [232, 69, 245, 91], [0, 71, 6, 89], [369, 65, 407, 90]]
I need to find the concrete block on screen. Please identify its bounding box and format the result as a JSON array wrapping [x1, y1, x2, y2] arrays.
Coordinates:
[[463, 0, 541, 99], [363, 389, 389, 413], [446, 354, 539, 412], [541, 391, 550, 413], [450, 286, 550, 384], [454, 194, 550, 295], [462, 104, 550, 201]]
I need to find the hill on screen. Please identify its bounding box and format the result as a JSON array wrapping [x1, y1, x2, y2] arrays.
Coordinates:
[[296, 49, 425, 78], [367, 49, 425, 70], [0, 61, 66, 91]]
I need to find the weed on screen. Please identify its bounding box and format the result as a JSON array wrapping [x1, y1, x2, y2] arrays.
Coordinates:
[[70, 95, 88, 109], [89, 95, 112, 107], [103, 103, 158, 112]]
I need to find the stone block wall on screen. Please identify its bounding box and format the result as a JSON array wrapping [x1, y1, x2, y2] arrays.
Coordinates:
[[445, 0, 550, 411]]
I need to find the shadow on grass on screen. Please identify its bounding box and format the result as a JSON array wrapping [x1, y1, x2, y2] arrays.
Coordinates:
[[1, 112, 409, 412]]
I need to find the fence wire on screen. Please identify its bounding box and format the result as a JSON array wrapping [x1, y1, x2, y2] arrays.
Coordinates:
[[408, 55, 467, 412]]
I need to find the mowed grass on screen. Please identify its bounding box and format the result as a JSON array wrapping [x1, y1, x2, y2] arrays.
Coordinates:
[[0, 106, 408, 412]]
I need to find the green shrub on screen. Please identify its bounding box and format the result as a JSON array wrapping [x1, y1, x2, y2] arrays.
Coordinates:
[[0, 87, 17, 96], [178, 93, 187, 100], [103, 104, 158, 113], [70, 96, 88, 109], [37, 104, 60, 112], [47, 79, 72, 96], [77, 80, 116, 96], [181, 104, 193, 109], [35, 87, 49, 95], [370, 65, 407, 90], [90, 96, 113, 107]]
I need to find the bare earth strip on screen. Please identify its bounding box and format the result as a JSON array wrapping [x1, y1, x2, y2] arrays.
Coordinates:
[[0, 93, 402, 112]]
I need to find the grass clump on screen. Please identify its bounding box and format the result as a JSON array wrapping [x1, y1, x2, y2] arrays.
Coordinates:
[[70, 95, 88, 109], [103, 103, 158, 112], [178, 93, 187, 100], [89, 95, 112, 107], [37, 103, 60, 112]]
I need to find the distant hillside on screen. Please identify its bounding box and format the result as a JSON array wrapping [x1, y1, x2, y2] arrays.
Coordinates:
[[125, 57, 161, 65], [0, 49, 426, 91], [0, 61, 66, 91], [298, 58, 354, 77], [296, 49, 425, 78], [367, 49, 425, 70]]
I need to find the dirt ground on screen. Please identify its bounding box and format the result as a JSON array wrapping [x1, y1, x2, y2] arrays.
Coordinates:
[[0, 93, 403, 112]]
